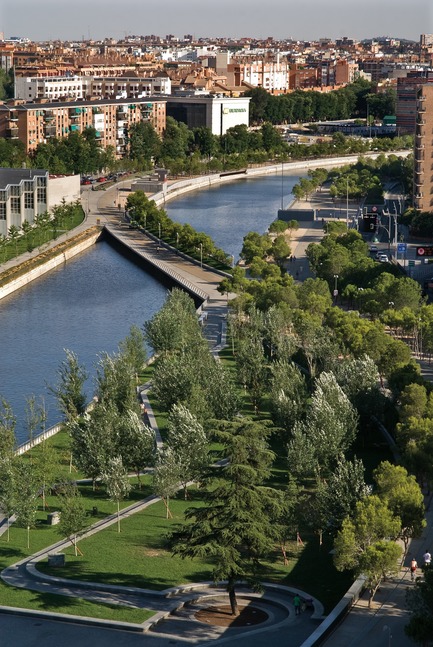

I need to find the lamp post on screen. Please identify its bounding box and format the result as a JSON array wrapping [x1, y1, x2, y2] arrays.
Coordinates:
[[158, 221, 161, 244], [346, 177, 349, 229], [200, 242, 203, 268], [333, 274, 339, 302]]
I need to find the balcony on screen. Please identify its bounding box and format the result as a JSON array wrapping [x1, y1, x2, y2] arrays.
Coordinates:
[[415, 193, 424, 200], [417, 119, 426, 125], [44, 126, 56, 137], [5, 127, 19, 139]]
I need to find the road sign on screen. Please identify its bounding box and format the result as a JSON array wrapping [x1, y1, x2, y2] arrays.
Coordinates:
[[416, 246, 433, 257], [397, 243, 407, 253]]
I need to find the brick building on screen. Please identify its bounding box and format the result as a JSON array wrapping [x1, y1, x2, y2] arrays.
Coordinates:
[[0, 97, 166, 156], [414, 84, 433, 212]]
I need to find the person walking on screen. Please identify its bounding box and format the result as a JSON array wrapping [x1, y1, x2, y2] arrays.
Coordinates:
[[410, 557, 418, 581], [423, 549, 431, 569], [293, 594, 301, 616]]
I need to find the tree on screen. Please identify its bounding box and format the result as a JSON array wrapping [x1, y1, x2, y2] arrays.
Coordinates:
[[13, 461, 40, 549], [50, 349, 88, 421], [117, 411, 155, 487], [271, 235, 291, 267], [0, 463, 16, 541], [171, 419, 282, 616], [334, 495, 402, 606], [269, 360, 308, 434], [153, 446, 182, 519], [118, 325, 147, 376], [144, 288, 201, 355], [0, 397, 16, 461], [102, 456, 132, 532], [374, 461, 426, 554], [58, 482, 88, 556], [315, 455, 370, 537], [166, 404, 208, 498]]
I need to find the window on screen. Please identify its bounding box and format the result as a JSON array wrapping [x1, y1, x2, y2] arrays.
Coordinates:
[[10, 197, 20, 215], [37, 188, 46, 203], [0, 202, 6, 220], [24, 192, 34, 209]]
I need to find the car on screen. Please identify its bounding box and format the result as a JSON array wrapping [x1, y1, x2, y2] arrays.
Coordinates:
[[378, 254, 389, 263], [369, 245, 379, 253]]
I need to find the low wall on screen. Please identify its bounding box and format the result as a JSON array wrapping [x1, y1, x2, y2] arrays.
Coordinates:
[[150, 152, 411, 209], [299, 575, 366, 647], [0, 231, 101, 302]]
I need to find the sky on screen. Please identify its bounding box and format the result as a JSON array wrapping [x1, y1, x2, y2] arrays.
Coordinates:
[[1, 0, 432, 43]]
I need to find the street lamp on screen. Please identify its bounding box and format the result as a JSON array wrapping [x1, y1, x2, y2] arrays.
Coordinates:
[[333, 274, 339, 301], [158, 221, 161, 244], [200, 242, 203, 268], [346, 177, 349, 229]]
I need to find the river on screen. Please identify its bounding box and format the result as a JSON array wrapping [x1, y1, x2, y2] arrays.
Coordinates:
[[0, 170, 304, 443]]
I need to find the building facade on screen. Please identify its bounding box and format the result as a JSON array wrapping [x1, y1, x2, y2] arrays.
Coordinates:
[[414, 84, 433, 212], [0, 97, 167, 155], [0, 168, 48, 236], [14, 73, 171, 102], [166, 95, 250, 136]]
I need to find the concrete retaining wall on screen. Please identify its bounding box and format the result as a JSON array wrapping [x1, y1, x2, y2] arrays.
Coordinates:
[[0, 231, 101, 302], [299, 576, 366, 647]]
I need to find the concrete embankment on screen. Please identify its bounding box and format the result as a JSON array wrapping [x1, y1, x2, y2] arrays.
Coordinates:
[[0, 228, 102, 302]]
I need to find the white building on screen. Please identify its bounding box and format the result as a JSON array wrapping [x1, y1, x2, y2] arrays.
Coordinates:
[[15, 76, 85, 102], [166, 95, 250, 136], [0, 169, 80, 237]]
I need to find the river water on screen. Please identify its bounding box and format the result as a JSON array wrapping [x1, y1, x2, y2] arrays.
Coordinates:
[[0, 171, 303, 443]]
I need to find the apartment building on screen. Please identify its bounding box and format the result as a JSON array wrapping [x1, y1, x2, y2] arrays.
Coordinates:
[[396, 72, 433, 134], [0, 97, 166, 156], [14, 73, 171, 102], [413, 84, 433, 212]]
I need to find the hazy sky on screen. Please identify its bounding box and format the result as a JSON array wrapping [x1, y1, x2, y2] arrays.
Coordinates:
[[1, 0, 432, 43]]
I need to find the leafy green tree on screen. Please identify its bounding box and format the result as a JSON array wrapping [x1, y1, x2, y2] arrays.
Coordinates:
[[144, 288, 201, 355], [153, 446, 182, 518], [50, 350, 88, 422], [271, 235, 291, 267], [102, 456, 132, 532], [58, 482, 88, 556], [269, 360, 308, 434], [170, 419, 282, 616], [95, 351, 138, 415], [0, 397, 16, 461], [0, 463, 15, 541], [374, 461, 426, 553], [118, 325, 147, 376], [316, 455, 369, 536], [334, 495, 402, 606], [13, 461, 40, 549], [127, 121, 161, 164], [117, 411, 155, 487], [166, 404, 208, 499]]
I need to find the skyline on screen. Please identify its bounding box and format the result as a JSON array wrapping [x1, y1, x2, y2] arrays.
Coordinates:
[[1, 0, 432, 43]]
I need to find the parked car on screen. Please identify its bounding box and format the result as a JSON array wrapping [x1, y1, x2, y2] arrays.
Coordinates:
[[369, 245, 379, 253], [378, 254, 389, 263]]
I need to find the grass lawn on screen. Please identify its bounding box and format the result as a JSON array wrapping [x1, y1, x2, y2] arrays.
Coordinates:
[[0, 479, 155, 621], [36, 490, 351, 613]]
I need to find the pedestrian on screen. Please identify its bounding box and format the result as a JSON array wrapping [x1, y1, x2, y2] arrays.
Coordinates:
[[410, 557, 418, 581], [293, 255, 296, 262], [293, 594, 301, 616], [423, 549, 431, 569]]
